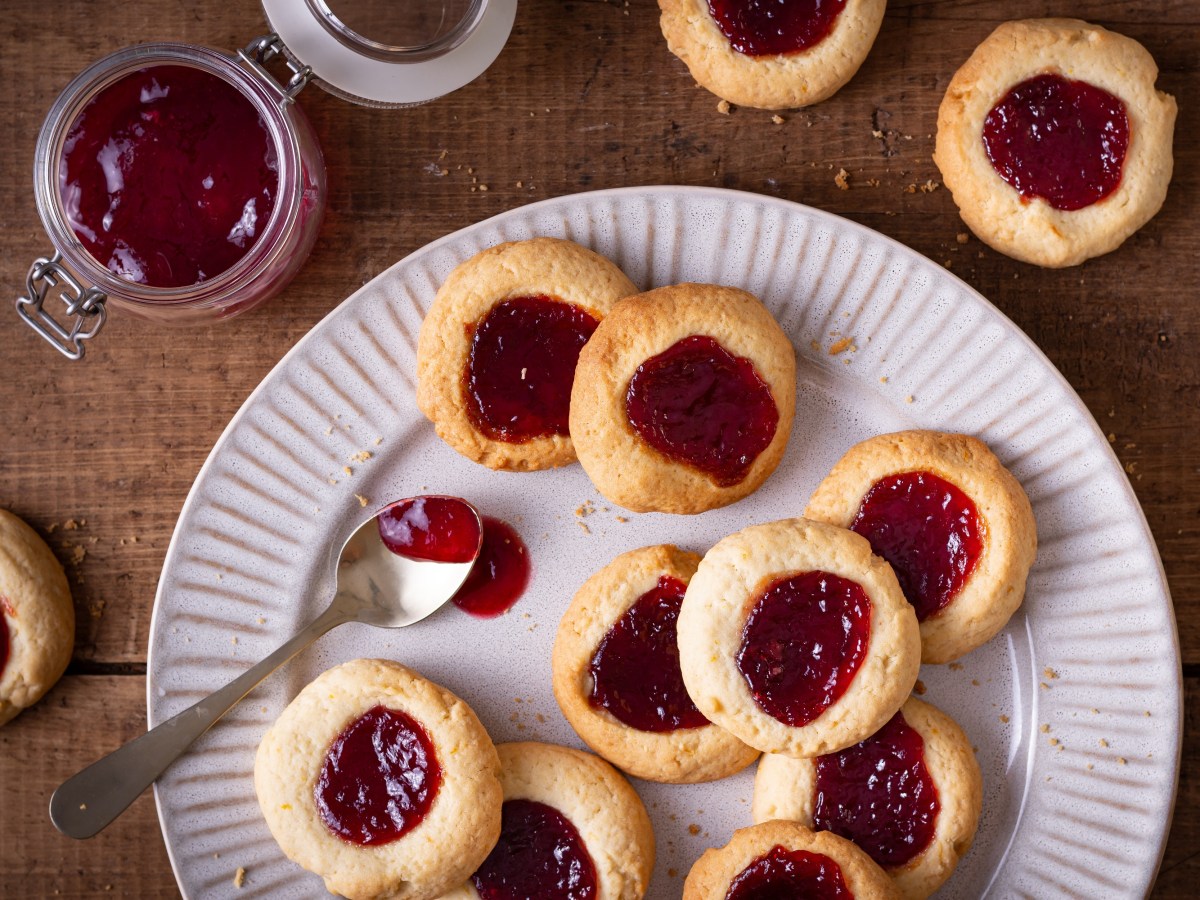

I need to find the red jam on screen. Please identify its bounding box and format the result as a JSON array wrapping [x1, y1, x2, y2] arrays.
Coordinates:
[[814, 710, 940, 868], [850, 471, 983, 622], [471, 799, 598, 900], [706, 0, 848, 57], [725, 845, 853, 900], [377, 496, 481, 563], [626, 336, 778, 487], [60, 65, 278, 288], [315, 705, 441, 846], [588, 575, 710, 733], [982, 72, 1129, 211], [736, 571, 871, 726], [452, 517, 530, 618], [466, 296, 599, 443]]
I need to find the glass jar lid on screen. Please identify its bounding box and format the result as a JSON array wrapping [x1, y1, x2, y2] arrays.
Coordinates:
[[261, 0, 517, 107]]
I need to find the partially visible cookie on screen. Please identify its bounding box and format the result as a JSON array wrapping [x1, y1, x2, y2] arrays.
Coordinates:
[[553, 544, 760, 783], [570, 284, 796, 515], [0, 509, 74, 727], [659, 0, 886, 109], [438, 741, 655, 900], [677, 518, 920, 758], [753, 697, 983, 899], [934, 19, 1177, 267], [683, 820, 901, 900], [254, 658, 502, 900], [416, 238, 638, 470], [805, 430, 1037, 664]]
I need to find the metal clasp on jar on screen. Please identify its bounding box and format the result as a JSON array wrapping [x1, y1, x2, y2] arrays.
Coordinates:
[[16, 252, 107, 360]]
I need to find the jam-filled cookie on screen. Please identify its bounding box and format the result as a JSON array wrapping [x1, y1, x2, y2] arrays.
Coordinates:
[[753, 697, 982, 899], [658, 0, 886, 109], [438, 742, 655, 900], [934, 19, 1177, 267], [805, 431, 1036, 664], [570, 284, 796, 515], [0, 509, 74, 727], [552, 544, 760, 783], [684, 820, 902, 900], [417, 238, 638, 470], [254, 659, 502, 900], [677, 518, 920, 757]]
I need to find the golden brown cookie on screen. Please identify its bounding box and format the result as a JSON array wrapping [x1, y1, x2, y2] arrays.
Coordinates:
[[753, 697, 983, 899], [552, 545, 760, 783], [254, 659, 502, 900], [805, 430, 1037, 664], [934, 19, 1176, 267], [0, 509, 73, 727], [438, 741, 656, 900], [416, 238, 637, 470], [677, 518, 920, 758], [658, 0, 886, 109], [683, 820, 902, 899], [570, 284, 796, 515]]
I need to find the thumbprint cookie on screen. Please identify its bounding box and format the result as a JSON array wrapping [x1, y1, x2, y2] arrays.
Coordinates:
[[684, 821, 902, 900], [254, 659, 502, 900], [0, 509, 74, 727], [677, 518, 920, 757], [753, 697, 983, 899], [552, 544, 760, 783], [935, 19, 1176, 267], [438, 741, 655, 900], [805, 431, 1036, 664], [570, 284, 796, 515], [658, 0, 886, 109], [417, 238, 637, 470]]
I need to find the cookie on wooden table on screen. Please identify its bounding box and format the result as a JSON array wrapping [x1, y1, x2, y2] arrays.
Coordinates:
[[0, 508, 74, 727], [417, 237, 637, 470], [935, 19, 1177, 267], [753, 697, 983, 899], [254, 658, 502, 900], [552, 544, 760, 783]]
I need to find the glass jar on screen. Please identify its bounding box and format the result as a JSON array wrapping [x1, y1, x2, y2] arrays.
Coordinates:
[[17, 1, 517, 359]]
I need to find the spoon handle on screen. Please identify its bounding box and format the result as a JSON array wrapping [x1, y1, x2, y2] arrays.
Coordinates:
[[49, 601, 350, 839]]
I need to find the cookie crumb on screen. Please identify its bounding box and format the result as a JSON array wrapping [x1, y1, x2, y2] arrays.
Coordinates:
[[905, 395, 914, 404], [956, 232, 969, 244], [879, 376, 888, 384], [828, 336, 853, 355], [834, 168, 850, 190], [354, 494, 370, 508], [342, 466, 353, 476], [913, 679, 926, 695], [350, 450, 372, 463], [1043, 666, 1059, 679], [1117, 757, 1127, 765], [920, 179, 940, 193], [577, 521, 591, 535], [1099, 738, 1108, 747], [717, 99, 731, 115], [668, 869, 678, 878], [999, 714, 1009, 723], [948, 662, 964, 672], [771, 114, 785, 125], [615, 516, 628, 523], [688, 824, 701, 836], [1040, 724, 1050, 733], [233, 868, 246, 889]]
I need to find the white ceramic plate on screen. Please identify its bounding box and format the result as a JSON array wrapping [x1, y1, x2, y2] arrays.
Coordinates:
[[147, 186, 1180, 899]]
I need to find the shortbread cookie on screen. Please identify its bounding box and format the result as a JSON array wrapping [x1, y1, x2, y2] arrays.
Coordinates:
[[805, 431, 1036, 664], [753, 697, 983, 900], [570, 284, 796, 515], [677, 518, 920, 757], [255, 659, 502, 900], [0, 509, 74, 727], [935, 19, 1176, 267], [417, 238, 637, 470], [439, 742, 655, 900], [659, 0, 886, 109], [684, 820, 901, 900], [553, 544, 760, 783]]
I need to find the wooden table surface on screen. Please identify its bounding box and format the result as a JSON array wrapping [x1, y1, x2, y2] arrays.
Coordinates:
[[1, 0, 1195, 896]]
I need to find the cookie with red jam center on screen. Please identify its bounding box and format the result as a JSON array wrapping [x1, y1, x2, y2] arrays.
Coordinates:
[[806, 431, 1037, 664], [570, 284, 796, 515]]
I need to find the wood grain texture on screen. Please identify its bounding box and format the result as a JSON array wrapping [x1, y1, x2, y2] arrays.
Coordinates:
[[0, 0, 1194, 895]]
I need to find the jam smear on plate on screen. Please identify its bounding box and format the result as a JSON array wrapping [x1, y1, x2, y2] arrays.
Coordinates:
[[736, 571, 871, 726], [706, 0, 848, 57], [377, 495, 481, 564], [814, 709, 940, 868], [315, 705, 442, 846], [466, 296, 599, 443], [471, 799, 599, 900], [588, 575, 710, 733], [625, 335, 778, 487], [453, 517, 530, 618], [60, 64, 278, 288], [850, 471, 983, 622], [725, 845, 853, 900], [982, 72, 1129, 211]]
